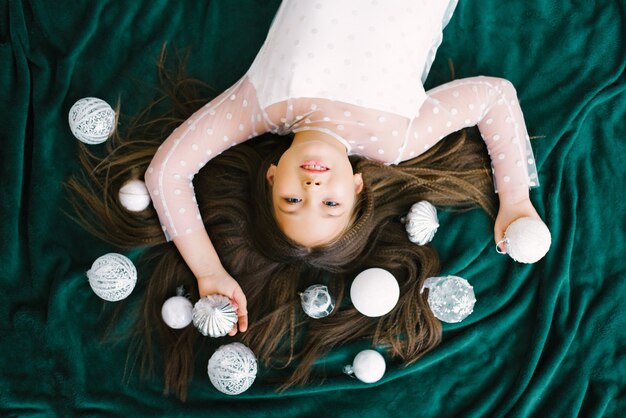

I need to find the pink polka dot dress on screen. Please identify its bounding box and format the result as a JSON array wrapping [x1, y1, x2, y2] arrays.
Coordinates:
[[145, 0, 539, 241]]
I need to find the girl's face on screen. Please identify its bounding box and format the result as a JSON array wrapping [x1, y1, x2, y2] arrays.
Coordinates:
[[266, 131, 363, 247]]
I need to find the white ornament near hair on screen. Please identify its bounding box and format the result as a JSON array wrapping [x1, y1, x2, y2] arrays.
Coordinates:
[[497, 217, 551, 263], [350, 268, 400, 317], [68, 97, 116, 144], [343, 349, 386, 384], [119, 179, 151, 212], [422, 275, 476, 323], [300, 284, 335, 319], [403, 201, 439, 245], [86, 253, 137, 301], [192, 295, 238, 337], [161, 287, 193, 329], [208, 342, 257, 395]]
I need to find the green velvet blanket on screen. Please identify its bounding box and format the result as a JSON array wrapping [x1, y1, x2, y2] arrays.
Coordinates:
[[2, 0, 625, 416]]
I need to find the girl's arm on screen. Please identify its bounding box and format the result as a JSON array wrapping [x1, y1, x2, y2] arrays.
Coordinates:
[[403, 76, 541, 247], [144, 76, 275, 334]]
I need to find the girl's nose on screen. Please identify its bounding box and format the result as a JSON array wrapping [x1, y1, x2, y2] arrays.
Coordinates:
[[304, 179, 322, 187]]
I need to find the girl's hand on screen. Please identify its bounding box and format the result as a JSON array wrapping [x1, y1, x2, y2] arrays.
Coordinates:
[[494, 196, 541, 253], [197, 267, 248, 336]]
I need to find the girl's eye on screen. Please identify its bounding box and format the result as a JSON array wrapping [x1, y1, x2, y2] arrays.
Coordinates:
[[323, 201, 339, 207], [285, 197, 302, 204]]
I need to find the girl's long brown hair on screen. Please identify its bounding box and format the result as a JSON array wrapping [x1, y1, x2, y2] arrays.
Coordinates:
[[66, 49, 495, 400]]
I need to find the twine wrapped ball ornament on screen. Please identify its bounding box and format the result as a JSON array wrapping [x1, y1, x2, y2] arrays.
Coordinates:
[[208, 342, 258, 395], [343, 349, 386, 384], [161, 288, 193, 329], [68, 97, 116, 144], [497, 217, 552, 264], [403, 201, 439, 245], [118, 179, 151, 212], [350, 268, 400, 317], [300, 284, 335, 319], [192, 295, 238, 337], [422, 275, 476, 323], [86, 253, 137, 301]]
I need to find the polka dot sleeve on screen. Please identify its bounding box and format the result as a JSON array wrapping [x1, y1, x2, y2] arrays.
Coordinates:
[[402, 76, 539, 194], [144, 76, 275, 241]]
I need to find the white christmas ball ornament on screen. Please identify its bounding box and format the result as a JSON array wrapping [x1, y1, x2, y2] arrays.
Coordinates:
[[300, 284, 335, 319], [350, 268, 400, 317], [192, 295, 238, 337], [119, 179, 151, 212], [422, 275, 476, 323], [498, 217, 551, 263], [161, 296, 193, 329], [343, 349, 386, 383], [208, 342, 257, 395], [86, 253, 137, 301], [404, 201, 439, 245], [68, 97, 116, 144]]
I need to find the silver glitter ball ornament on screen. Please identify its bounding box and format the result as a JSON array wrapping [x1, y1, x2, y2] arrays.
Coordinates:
[[300, 284, 335, 319], [208, 342, 257, 395], [404, 201, 439, 245], [192, 295, 238, 337], [86, 253, 137, 302], [422, 275, 476, 323], [68, 97, 116, 144]]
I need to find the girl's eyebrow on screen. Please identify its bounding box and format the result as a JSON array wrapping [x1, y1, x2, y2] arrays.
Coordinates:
[[277, 206, 344, 218]]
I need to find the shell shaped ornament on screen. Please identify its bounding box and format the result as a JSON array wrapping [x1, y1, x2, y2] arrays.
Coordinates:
[[192, 295, 238, 338], [497, 217, 551, 264], [86, 253, 137, 302], [208, 342, 257, 395], [421, 275, 476, 323], [404, 201, 439, 245], [68, 97, 116, 144], [300, 284, 335, 319]]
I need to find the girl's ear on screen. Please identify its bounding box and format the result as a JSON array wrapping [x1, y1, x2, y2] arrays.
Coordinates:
[[354, 173, 364, 194], [266, 164, 277, 186]]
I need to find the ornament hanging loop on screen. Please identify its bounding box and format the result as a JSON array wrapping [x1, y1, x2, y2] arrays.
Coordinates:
[[495, 239, 508, 254]]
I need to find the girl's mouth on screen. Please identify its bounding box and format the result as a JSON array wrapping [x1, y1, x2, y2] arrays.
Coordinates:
[[300, 160, 329, 172]]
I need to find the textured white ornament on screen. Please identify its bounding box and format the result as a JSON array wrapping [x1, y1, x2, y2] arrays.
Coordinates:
[[192, 295, 238, 337], [119, 179, 151, 212], [343, 349, 386, 383], [68, 97, 116, 144], [162, 295, 193, 329], [498, 217, 551, 263], [422, 275, 476, 323], [404, 201, 439, 245], [86, 253, 137, 301], [350, 268, 400, 317], [300, 284, 335, 319], [208, 342, 257, 395]]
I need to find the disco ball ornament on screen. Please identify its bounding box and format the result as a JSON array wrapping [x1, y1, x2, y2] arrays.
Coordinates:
[[404, 201, 439, 245], [300, 284, 335, 319], [192, 295, 238, 337], [118, 179, 151, 212], [350, 268, 400, 317], [161, 291, 193, 329], [208, 342, 257, 395], [422, 275, 476, 323], [497, 217, 551, 263], [68, 97, 116, 144], [86, 253, 137, 301], [343, 349, 386, 384]]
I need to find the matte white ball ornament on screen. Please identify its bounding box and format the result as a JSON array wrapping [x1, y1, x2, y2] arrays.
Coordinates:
[[300, 284, 335, 319], [343, 349, 386, 384], [119, 179, 151, 212], [350, 268, 400, 317], [192, 295, 238, 337], [497, 217, 551, 263], [161, 288, 193, 329], [208, 342, 257, 395], [68, 97, 116, 144], [86, 253, 137, 301], [404, 201, 439, 245], [422, 275, 476, 323]]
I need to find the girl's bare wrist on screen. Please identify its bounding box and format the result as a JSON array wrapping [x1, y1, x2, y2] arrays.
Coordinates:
[[498, 188, 530, 206]]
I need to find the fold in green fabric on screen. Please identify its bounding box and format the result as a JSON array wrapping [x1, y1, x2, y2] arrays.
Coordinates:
[[1, 0, 624, 416]]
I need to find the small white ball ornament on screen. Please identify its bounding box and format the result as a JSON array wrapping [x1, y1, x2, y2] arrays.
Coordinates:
[[497, 217, 551, 263], [192, 295, 238, 337], [161, 290, 193, 329], [300, 284, 335, 319], [118, 179, 151, 212], [86, 253, 137, 301], [343, 349, 386, 384], [68, 97, 116, 144], [403, 201, 439, 245], [208, 342, 257, 395], [422, 275, 476, 323], [350, 268, 400, 317]]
